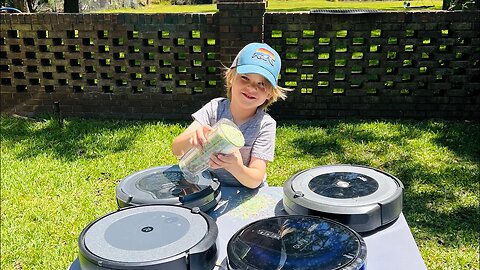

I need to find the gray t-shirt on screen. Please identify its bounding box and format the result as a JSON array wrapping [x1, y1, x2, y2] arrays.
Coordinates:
[[192, 98, 276, 186]]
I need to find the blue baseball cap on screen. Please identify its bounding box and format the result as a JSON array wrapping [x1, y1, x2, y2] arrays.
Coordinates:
[[230, 42, 281, 88]]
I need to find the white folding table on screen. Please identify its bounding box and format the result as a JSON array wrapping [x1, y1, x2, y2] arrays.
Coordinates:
[[69, 186, 427, 270], [210, 186, 427, 270]]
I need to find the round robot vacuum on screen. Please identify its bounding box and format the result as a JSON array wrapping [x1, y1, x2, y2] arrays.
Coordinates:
[[116, 165, 221, 212], [227, 215, 367, 270], [78, 204, 218, 270], [283, 164, 404, 232]]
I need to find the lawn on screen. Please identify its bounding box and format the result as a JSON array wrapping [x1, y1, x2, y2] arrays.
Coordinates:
[[99, 0, 442, 13], [1, 115, 478, 269]]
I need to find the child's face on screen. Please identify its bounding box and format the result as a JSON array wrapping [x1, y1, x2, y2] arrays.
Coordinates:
[[231, 73, 272, 110]]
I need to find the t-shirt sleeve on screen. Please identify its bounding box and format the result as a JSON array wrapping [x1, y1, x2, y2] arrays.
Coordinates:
[[191, 98, 220, 126], [251, 118, 276, 162]]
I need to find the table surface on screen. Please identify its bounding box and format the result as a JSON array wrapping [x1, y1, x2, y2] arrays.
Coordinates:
[[209, 186, 426, 270], [69, 186, 427, 270]]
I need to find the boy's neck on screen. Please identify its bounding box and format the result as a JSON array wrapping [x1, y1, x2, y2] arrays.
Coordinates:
[[230, 101, 257, 126]]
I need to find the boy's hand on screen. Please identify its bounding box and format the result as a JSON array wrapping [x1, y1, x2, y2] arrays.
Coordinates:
[[190, 125, 213, 149], [208, 150, 243, 172]]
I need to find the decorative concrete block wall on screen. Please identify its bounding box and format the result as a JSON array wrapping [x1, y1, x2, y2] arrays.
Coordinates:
[[0, 1, 479, 119], [264, 11, 480, 119], [1, 13, 221, 119]]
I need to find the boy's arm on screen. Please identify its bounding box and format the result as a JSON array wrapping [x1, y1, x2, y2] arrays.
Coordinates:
[[171, 120, 211, 159], [210, 154, 267, 189]]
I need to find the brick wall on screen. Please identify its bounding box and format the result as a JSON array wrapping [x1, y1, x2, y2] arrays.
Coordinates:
[[0, 2, 479, 120]]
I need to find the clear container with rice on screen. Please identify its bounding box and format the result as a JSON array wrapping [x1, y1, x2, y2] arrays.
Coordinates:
[[179, 118, 245, 182]]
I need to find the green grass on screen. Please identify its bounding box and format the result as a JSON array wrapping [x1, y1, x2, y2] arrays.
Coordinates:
[[98, 0, 442, 13], [1, 115, 478, 270]]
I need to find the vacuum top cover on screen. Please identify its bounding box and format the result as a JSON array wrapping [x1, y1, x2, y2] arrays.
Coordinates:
[[290, 165, 399, 206], [227, 215, 367, 270], [81, 205, 210, 263], [116, 165, 220, 211]]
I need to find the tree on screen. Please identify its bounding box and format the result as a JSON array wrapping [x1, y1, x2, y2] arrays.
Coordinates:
[[1, 0, 50, 12]]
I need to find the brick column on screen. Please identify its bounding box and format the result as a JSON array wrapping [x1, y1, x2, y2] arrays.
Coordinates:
[[216, 0, 267, 66]]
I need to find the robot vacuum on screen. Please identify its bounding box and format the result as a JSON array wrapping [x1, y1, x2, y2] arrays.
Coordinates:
[[283, 164, 404, 232], [226, 215, 367, 270], [116, 165, 221, 212], [77, 204, 218, 270]]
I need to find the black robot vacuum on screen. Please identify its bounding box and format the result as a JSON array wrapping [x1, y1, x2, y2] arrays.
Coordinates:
[[77, 204, 218, 270], [283, 164, 404, 232], [116, 165, 221, 212], [227, 215, 367, 270]]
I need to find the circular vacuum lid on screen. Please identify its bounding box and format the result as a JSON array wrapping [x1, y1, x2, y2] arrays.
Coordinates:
[[283, 164, 403, 232], [116, 165, 221, 212], [78, 204, 218, 270], [227, 215, 367, 270]]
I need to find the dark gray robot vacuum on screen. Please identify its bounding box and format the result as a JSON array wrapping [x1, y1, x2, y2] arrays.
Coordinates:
[[116, 165, 221, 212], [227, 215, 367, 270], [283, 164, 403, 233], [77, 204, 218, 270]]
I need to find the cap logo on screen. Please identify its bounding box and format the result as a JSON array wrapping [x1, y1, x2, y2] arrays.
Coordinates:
[[252, 48, 276, 67]]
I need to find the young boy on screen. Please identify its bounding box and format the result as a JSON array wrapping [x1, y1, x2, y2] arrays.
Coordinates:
[[172, 42, 289, 189]]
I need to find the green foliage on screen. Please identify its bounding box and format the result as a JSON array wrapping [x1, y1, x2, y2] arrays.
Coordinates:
[[1, 115, 479, 270]]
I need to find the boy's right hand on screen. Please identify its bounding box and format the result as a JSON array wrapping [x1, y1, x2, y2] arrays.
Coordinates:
[[190, 125, 213, 149]]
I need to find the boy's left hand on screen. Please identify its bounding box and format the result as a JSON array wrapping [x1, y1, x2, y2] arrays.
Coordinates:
[[208, 150, 243, 172]]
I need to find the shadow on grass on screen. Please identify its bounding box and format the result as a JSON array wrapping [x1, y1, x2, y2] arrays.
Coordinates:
[[0, 116, 187, 162], [426, 121, 480, 163], [1, 117, 131, 161], [404, 189, 479, 247], [277, 119, 479, 246], [281, 119, 479, 165], [395, 161, 479, 246]]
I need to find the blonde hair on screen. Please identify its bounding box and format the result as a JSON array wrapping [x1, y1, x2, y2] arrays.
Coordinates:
[[224, 68, 291, 111]]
